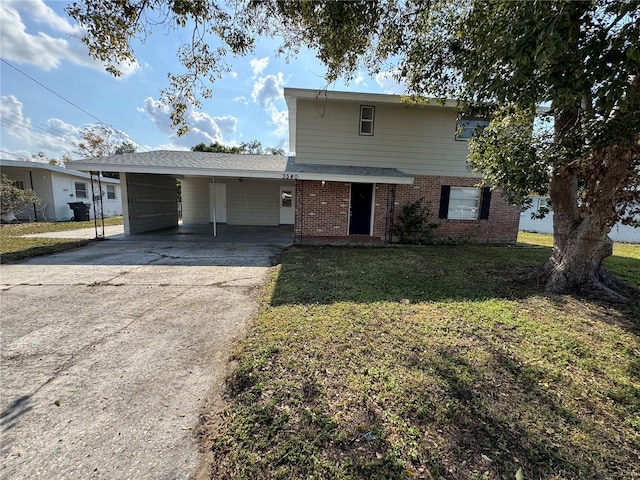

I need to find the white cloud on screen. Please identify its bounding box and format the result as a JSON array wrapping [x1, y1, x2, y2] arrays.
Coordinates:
[[0, 95, 147, 160], [233, 96, 249, 105], [250, 72, 288, 139], [251, 73, 285, 108], [138, 97, 238, 147], [0, 0, 138, 76], [375, 71, 405, 94], [354, 72, 367, 87], [250, 57, 269, 78], [267, 105, 288, 138], [230, 71, 239, 79], [0, 94, 83, 158]]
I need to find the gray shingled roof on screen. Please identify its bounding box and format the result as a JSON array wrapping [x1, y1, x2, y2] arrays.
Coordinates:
[[68, 151, 413, 183]]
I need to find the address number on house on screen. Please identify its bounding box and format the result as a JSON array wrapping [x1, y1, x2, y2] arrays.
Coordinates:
[[282, 174, 299, 180]]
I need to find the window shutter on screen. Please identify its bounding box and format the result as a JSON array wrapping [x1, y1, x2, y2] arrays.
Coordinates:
[[479, 187, 491, 219], [438, 185, 450, 219]]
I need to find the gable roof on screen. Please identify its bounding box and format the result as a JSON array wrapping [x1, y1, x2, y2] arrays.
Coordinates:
[[0, 159, 120, 184], [67, 151, 414, 184]]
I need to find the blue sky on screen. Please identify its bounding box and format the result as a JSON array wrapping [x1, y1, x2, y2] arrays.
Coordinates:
[[0, 0, 404, 162]]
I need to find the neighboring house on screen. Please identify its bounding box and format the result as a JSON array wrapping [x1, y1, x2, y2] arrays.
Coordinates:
[[520, 195, 639, 244], [0, 159, 123, 222], [69, 88, 520, 242]]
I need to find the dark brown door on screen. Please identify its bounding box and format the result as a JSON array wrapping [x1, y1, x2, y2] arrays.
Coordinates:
[[349, 183, 373, 235]]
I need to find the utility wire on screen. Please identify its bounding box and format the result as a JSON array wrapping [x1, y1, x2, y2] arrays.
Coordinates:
[[0, 149, 23, 159], [1, 58, 149, 152]]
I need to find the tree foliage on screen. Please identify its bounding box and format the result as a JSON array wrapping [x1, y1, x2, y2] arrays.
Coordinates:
[[0, 174, 40, 216], [192, 140, 285, 155], [114, 141, 137, 155], [73, 124, 130, 159]]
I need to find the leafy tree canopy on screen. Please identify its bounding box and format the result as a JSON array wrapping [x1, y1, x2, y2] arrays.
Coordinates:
[[192, 140, 285, 155], [114, 141, 137, 155]]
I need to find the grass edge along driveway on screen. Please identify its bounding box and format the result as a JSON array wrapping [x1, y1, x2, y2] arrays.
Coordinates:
[[0, 217, 123, 263], [198, 238, 640, 480]]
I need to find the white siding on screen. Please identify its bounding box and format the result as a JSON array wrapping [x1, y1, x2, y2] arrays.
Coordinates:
[[520, 196, 639, 244], [181, 176, 210, 224], [224, 179, 280, 226], [294, 99, 476, 177]]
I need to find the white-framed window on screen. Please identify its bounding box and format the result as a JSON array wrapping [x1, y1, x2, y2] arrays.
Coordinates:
[[447, 187, 481, 220], [439, 185, 491, 220], [359, 105, 375, 135], [13, 180, 25, 190], [106, 185, 116, 200], [75, 182, 87, 199], [456, 118, 489, 140], [538, 197, 550, 212]]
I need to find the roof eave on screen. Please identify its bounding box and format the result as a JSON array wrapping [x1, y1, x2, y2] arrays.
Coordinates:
[[67, 161, 414, 185]]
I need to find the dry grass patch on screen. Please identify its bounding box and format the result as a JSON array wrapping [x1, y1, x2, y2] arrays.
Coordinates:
[[200, 245, 639, 480]]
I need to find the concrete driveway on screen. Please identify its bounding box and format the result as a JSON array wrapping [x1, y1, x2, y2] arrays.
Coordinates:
[[0, 231, 291, 479]]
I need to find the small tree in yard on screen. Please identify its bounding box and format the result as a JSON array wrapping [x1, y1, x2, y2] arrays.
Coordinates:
[[0, 174, 40, 217], [392, 198, 438, 245], [68, 0, 640, 300]]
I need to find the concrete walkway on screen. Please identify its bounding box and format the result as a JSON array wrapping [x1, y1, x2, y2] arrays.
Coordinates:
[[0, 234, 291, 479], [23, 225, 125, 239]]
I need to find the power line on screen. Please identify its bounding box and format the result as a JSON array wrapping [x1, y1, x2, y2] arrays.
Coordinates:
[[0, 149, 24, 159], [1, 59, 149, 152]]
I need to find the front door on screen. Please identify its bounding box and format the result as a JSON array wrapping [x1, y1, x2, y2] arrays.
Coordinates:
[[279, 186, 294, 224], [209, 183, 227, 223], [349, 183, 373, 235]]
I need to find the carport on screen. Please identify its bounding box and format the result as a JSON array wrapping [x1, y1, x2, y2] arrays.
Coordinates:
[[70, 152, 299, 237], [69, 151, 413, 241]]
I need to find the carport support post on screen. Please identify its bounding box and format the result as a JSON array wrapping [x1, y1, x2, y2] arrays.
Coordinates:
[[211, 178, 217, 237]]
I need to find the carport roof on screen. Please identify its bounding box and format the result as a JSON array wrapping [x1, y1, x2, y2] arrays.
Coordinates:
[[67, 151, 414, 184]]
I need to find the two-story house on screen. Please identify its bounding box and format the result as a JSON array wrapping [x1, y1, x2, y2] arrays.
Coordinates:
[[70, 88, 520, 242]]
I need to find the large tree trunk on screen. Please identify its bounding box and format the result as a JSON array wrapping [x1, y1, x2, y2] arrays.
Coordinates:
[[544, 136, 638, 302]]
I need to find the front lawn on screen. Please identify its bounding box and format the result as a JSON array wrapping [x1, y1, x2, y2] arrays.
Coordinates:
[[200, 242, 640, 480], [0, 216, 123, 263]]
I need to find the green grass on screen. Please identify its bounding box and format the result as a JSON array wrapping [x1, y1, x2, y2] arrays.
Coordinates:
[[201, 243, 640, 480], [518, 231, 640, 288], [0, 216, 123, 263]]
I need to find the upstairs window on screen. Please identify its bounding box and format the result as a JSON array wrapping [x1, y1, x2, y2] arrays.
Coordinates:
[[456, 118, 489, 140], [75, 182, 87, 199], [359, 106, 375, 135], [106, 185, 116, 200], [13, 180, 25, 190]]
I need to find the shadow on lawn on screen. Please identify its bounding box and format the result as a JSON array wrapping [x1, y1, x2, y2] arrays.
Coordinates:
[[217, 335, 628, 479], [271, 245, 551, 306], [271, 245, 640, 317]]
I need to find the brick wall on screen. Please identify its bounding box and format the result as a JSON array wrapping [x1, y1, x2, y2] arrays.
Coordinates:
[[392, 176, 520, 243], [295, 177, 520, 243], [295, 181, 351, 238]]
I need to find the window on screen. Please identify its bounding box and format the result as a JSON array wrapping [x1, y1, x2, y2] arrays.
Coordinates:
[[359, 106, 375, 135], [537, 197, 550, 212], [281, 190, 292, 208], [13, 180, 25, 190], [106, 185, 116, 200], [75, 182, 87, 199], [456, 118, 489, 140], [438, 185, 492, 220]]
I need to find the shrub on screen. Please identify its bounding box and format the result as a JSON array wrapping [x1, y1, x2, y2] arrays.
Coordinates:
[[391, 198, 438, 245]]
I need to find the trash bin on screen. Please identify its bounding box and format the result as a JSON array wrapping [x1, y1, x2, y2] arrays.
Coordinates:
[[68, 202, 90, 221]]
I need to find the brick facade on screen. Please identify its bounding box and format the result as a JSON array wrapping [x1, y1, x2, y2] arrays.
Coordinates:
[[295, 177, 520, 244]]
